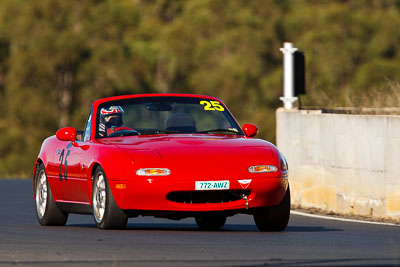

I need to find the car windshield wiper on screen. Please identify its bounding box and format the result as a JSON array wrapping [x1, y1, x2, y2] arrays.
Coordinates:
[[137, 129, 179, 135], [196, 129, 242, 135]]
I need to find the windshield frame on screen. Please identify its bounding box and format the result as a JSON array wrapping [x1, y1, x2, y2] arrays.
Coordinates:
[[94, 95, 244, 139]]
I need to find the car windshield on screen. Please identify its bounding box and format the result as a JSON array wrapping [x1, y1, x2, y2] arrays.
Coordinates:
[[96, 96, 244, 138]]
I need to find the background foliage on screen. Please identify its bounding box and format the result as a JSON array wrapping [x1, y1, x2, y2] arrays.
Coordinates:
[[1, 0, 400, 177]]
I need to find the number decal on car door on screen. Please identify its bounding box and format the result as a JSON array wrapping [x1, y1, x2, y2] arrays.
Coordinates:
[[58, 148, 71, 181]]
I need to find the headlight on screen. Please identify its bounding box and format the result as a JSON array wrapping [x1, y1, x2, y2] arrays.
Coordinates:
[[136, 168, 171, 176], [248, 165, 278, 173]]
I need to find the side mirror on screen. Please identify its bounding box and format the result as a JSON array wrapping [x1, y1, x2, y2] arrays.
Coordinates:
[[56, 127, 77, 142], [242, 123, 258, 137]]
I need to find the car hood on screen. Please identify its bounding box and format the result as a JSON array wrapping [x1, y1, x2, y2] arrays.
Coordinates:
[[99, 134, 279, 179]]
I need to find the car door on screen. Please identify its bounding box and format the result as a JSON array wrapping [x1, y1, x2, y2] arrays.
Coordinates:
[[56, 141, 85, 202], [47, 110, 93, 204]]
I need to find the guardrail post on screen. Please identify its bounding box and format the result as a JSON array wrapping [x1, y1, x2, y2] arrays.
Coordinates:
[[280, 42, 298, 109]]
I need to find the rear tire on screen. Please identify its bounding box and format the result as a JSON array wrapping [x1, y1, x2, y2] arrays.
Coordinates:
[[92, 166, 128, 229], [34, 164, 68, 226], [253, 186, 291, 232], [195, 216, 226, 230]]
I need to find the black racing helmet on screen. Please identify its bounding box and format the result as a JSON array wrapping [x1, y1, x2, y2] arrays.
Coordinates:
[[100, 105, 124, 128]]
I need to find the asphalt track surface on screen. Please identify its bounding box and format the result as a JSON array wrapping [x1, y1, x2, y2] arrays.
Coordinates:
[[1, 179, 399, 267]]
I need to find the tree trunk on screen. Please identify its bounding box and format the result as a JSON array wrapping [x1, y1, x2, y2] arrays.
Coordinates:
[[56, 70, 73, 128]]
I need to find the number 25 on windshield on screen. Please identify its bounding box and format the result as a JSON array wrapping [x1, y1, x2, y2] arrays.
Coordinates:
[[200, 101, 225, 111]]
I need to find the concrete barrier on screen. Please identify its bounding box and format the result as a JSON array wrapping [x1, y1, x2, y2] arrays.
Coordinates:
[[276, 108, 400, 219]]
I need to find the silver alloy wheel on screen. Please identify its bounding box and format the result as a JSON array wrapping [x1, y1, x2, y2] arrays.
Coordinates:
[[36, 169, 48, 219], [93, 172, 106, 223]]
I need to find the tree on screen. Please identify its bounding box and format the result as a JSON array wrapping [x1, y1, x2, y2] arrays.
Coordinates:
[[1, 0, 400, 177]]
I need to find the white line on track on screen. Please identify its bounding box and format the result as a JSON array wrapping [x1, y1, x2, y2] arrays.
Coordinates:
[[291, 210, 400, 227]]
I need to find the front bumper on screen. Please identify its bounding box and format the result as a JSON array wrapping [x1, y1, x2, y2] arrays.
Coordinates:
[[108, 176, 289, 212]]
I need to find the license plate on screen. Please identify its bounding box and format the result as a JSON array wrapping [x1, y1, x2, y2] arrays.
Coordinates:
[[195, 180, 230, 190]]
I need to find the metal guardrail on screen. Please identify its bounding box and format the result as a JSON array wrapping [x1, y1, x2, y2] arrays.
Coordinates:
[[298, 107, 400, 115]]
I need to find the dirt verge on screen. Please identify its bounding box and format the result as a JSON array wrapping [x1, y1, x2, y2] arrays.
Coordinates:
[[292, 205, 400, 225]]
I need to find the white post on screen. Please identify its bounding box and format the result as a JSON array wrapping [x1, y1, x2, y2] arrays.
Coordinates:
[[279, 42, 298, 109]]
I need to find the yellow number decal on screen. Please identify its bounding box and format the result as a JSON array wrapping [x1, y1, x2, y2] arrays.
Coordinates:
[[200, 101, 225, 111], [210, 101, 224, 111], [200, 101, 215, 110]]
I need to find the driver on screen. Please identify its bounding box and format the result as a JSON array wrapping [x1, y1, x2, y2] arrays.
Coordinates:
[[99, 106, 125, 137]]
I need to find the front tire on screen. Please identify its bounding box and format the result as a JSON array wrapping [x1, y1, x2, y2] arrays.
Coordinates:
[[34, 164, 68, 226], [195, 216, 226, 230], [92, 166, 128, 229], [253, 186, 291, 232]]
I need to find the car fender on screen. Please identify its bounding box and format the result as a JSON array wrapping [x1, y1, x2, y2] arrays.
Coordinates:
[[83, 144, 135, 205], [32, 136, 58, 198]]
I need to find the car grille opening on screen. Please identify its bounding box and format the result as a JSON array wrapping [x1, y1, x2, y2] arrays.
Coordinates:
[[166, 190, 250, 204]]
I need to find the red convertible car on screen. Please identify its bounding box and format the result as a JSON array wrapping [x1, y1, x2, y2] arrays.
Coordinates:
[[33, 94, 290, 231]]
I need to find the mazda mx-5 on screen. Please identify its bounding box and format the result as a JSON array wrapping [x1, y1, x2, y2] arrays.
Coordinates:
[[33, 94, 290, 231]]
